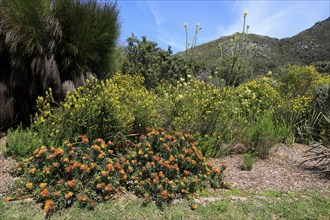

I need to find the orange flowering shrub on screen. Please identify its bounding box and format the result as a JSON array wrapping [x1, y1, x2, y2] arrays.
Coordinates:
[[16, 128, 226, 215]]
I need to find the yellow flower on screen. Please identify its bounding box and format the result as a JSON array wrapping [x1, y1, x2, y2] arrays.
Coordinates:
[[26, 182, 33, 190]]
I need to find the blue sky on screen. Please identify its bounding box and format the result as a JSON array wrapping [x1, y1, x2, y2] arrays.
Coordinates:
[[117, 0, 330, 53]]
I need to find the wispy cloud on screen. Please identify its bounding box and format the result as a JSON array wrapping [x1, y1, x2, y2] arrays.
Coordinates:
[[144, 2, 184, 52], [218, 1, 330, 39]]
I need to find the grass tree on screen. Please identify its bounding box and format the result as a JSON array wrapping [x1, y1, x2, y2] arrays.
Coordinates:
[[0, 0, 120, 129]]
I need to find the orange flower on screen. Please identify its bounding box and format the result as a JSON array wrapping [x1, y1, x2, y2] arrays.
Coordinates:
[[46, 155, 52, 160], [44, 199, 54, 214], [145, 193, 150, 201], [39, 149, 46, 155], [145, 142, 151, 147], [41, 189, 50, 197], [33, 149, 39, 155], [154, 155, 160, 161], [40, 183, 47, 189], [43, 167, 50, 174], [169, 155, 175, 161], [163, 178, 169, 184], [159, 171, 164, 177], [114, 163, 120, 169], [67, 180, 75, 187], [26, 182, 33, 190], [101, 171, 108, 176], [54, 148, 64, 156], [98, 154, 105, 159], [57, 179, 64, 184], [27, 156, 34, 162], [104, 184, 111, 191], [138, 149, 143, 155], [65, 166, 71, 173], [72, 162, 80, 169], [183, 170, 190, 175], [29, 168, 36, 174], [91, 145, 100, 151], [85, 168, 91, 173], [53, 162, 59, 168], [106, 164, 113, 171], [119, 157, 125, 163], [161, 190, 167, 199], [96, 183, 104, 189], [191, 204, 198, 210], [158, 160, 163, 166], [213, 168, 220, 174], [80, 164, 86, 170], [81, 135, 89, 143], [104, 195, 109, 201], [119, 169, 125, 175], [83, 154, 90, 160], [69, 150, 74, 155], [54, 191, 61, 197], [65, 191, 73, 199], [170, 193, 175, 199], [63, 157, 69, 163], [49, 147, 55, 152]]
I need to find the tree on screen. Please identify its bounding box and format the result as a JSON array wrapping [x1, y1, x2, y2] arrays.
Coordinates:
[[0, 0, 120, 129]]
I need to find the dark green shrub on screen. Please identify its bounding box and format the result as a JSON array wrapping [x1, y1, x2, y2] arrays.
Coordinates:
[[0, 0, 120, 128], [121, 35, 205, 89], [243, 112, 283, 159]]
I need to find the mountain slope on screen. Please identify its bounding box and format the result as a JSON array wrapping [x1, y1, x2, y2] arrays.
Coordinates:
[[182, 17, 330, 75]]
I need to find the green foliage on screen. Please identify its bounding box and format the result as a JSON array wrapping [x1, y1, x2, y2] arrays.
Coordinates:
[[121, 35, 204, 89], [243, 112, 283, 159], [302, 113, 330, 174], [32, 74, 160, 145], [15, 128, 225, 215], [240, 153, 257, 171], [5, 125, 44, 159]]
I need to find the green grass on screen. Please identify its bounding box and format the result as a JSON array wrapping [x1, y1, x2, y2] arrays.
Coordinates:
[[1, 190, 329, 220]]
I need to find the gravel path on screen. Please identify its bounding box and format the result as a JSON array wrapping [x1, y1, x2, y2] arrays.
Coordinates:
[[0, 136, 18, 198], [209, 144, 329, 193]]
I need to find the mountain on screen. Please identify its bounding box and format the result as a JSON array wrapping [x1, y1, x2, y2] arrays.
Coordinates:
[[181, 17, 330, 75]]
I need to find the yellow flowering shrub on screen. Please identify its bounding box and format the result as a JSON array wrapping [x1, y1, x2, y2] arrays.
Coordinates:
[[33, 74, 160, 144], [157, 79, 234, 136], [234, 76, 281, 116]]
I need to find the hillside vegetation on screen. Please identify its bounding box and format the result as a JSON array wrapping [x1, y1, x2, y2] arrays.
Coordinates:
[[180, 17, 330, 75]]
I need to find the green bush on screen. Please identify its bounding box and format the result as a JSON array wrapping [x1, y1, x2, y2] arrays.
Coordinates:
[[243, 112, 283, 159], [241, 153, 257, 171], [5, 126, 44, 159], [15, 128, 226, 215]]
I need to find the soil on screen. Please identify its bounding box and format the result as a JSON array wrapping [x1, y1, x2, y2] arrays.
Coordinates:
[[0, 136, 329, 200], [209, 143, 329, 193]]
